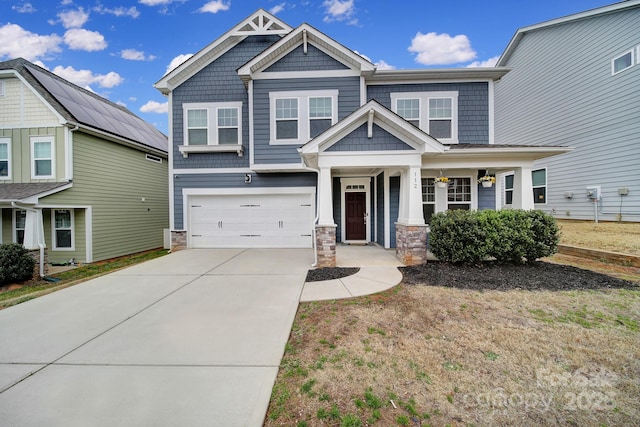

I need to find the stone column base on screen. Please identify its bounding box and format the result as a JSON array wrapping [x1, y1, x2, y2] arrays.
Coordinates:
[[27, 248, 48, 278], [315, 225, 337, 268], [395, 223, 428, 266], [171, 231, 187, 252]]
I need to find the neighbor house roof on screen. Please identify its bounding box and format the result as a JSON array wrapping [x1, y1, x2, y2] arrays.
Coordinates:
[[0, 58, 167, 154], [498, 0, 640, 66]]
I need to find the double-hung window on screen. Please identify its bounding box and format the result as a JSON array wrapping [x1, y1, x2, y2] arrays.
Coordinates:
[[504, 174, 514, 205], [14, 210, 26, 245], [391, 92, 458, 143], [421, 178, 435, 223], [447, 178, 472, 210], [0, 138, 10, 179], [183, 102, 242, 146], [503, 169, 546, 205], [53, 209, 74, 250], [31, 136, 54, 179], [270, 90, 338, 145]]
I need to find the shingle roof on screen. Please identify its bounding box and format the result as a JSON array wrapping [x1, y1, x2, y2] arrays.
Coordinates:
[[0, 58, 167, 154], [0, 182, 71, 202]]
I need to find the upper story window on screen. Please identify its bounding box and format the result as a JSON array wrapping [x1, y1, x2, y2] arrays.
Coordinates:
[[0, 138, 10, 179], [391, 91, 458, 143], [612, 49, 634, 75], [183, 102, 242, 146], [270, 90, 338, 145], [31, 136, 54, 179]]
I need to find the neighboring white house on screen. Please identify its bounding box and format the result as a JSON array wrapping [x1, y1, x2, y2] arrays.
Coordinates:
[[495, 0, 640, 222]]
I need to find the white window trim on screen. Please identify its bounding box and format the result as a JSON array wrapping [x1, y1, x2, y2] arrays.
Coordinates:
[[52, 209, 75, 251], [611, 49, 634, 75], [269, 90, 339, 145], [391, 91, 459, 144], [145, 153, 163, 163], [13, 209, 25, 244], [503, 172, 514, 206], [446, 176, 474, 210], [532, 168, 547, 205], [30, 136, 55, 179], [180, 102, 243, 157], [0, 137, 11, 180]]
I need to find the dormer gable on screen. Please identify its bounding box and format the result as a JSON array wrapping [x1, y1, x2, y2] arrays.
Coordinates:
[[237, 23, 375, 85], [155, 9, 292, 94]]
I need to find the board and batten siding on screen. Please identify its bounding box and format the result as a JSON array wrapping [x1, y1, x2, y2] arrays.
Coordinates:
[[0, 127, 66, 183], [252, 76, 361, 164], [42, 132, 169, 262], [0, 76, 59, 128], [171, 36, 281, 170], [367, 82, 490, 144], [495, 7, 640, 221], [172, 172, 317, 229]]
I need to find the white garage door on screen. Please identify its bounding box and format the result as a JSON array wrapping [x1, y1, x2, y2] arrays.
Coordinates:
[[188, 193, 314, 248]]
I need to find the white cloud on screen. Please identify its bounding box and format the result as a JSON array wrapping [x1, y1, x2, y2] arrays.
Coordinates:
[[140, 100, 168, 114], [323, 0, 357, 24], [165, 53, 193, 74], [93, 5, 140, 18], [129, 96, 137, 102], [12, 3, 36, 13], [58, 8, 90, 29], [139, 0, 175, 5], [375, 60, 396, 70], [116, 100, 127, 107], [466, 55, 500, 68], [409, 32, 477, 66], [198, 0, 230, 14], [120, 48, 156, 61], [52, 65, 123, 88], [269, 3, 285, 14], [64, 28, 107, 51], [0, 24, 62, 61]]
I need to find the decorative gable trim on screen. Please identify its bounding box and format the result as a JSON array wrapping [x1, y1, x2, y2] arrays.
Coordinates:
[[299, 100, 446, 157], [237, 23, 375, 85], [155, 9, 292, 94]]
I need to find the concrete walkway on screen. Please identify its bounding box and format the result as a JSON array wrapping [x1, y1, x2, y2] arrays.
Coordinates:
[[0, 245, 404, 426]]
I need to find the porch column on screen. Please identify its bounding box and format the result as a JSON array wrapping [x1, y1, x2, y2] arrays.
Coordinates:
[[396, 166, 427, 266], [22, 208, 45, 250], [512, 166, 534, 210], [317, 167, 334, 225], [316, 166, 336, 267]]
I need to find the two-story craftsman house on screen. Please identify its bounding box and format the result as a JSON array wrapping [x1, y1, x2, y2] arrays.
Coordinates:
[[155, 10, 569, 266]]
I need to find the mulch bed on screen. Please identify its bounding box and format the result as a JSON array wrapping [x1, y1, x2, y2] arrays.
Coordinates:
[[305, 267, 359, 282], [400, 261, 639, 291]]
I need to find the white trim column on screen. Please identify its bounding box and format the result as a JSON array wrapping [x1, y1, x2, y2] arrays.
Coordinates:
[[22, 208, 44, 250], [317, 167, 335, 225], [398, 166, 425, 225], [512, 166, 534, 210]]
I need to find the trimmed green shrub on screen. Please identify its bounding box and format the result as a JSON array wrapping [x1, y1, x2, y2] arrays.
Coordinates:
[[429, 209, 559, 264], [0, 243, 35, 285]]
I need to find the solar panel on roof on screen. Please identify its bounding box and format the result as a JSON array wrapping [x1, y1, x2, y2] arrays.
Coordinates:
[[25, 65, 167, 152]]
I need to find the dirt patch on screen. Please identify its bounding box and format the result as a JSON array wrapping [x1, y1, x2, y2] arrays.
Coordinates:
[[558, 220, 640, 256], [306, 268, 360, 282]]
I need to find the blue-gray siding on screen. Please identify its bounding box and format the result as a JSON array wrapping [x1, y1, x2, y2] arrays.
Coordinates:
[[172, 36, 280, 170], [265, 44, 349, 72], [173, 172, 316, 229], [478, 184, 495, 210], [252, 76, 361, 164], [376, 173, 384, 246], [495, 7, 640, 221], [327, 124, 414, 152], [367, 82, 489, 144], [389, 176, 400, 248]]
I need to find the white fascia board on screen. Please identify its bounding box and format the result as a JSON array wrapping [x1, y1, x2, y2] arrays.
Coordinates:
[[250, 163, 307, 172], [319, 152, 422, 168], [251, 70, 361, 80]]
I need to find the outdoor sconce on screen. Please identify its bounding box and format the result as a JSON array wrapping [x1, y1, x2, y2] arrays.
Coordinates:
[[245, 174, 252, 184]]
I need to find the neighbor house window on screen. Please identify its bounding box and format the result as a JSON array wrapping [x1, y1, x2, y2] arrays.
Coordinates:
[[612, 50, 633, 75], [532, 168, 546, 204], [14, 210, 26, 245], [421, 178, 435, 223], [183, 102, 242, 146], [0, 138, 10, 179], [447, 178, 471, 210], [31, 136, 54, 178], [53, 209, 74, 249], [270, 90, 338, 144], [391, 91, 458, 143], [504, 174, 514, 205]]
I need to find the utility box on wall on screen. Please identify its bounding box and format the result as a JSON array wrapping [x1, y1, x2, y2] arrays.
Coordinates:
[[586, 186, 600, 200]]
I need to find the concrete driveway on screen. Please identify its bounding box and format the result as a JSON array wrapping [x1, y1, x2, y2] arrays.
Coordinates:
[[0, 248, 313, 426]]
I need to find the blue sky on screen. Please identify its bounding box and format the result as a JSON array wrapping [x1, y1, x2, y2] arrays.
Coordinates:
[[1, 0, 615, 134]]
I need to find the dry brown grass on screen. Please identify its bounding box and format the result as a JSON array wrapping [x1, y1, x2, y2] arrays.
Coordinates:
[[558, 220, 640, 256], [266, 283, 640, 426]]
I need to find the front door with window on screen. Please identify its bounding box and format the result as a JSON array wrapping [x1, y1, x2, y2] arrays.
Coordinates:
[[345, 192, 366, 240]]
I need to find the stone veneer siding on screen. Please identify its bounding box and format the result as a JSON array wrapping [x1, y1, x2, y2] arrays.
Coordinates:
[[395, 224, 428, 266], [315, 225, 337, 268], [171, 231, 187, 252], [28, 248, 48, 277]]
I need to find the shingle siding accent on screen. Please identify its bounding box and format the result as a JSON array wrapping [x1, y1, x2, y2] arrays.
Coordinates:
[[326, 123, 413, 152], [172, 172, 316, 229], [265, 44, 349, 72], [367, 82, 489, 144], [253, 76, 361, 164], [172, 36, 280, 170]]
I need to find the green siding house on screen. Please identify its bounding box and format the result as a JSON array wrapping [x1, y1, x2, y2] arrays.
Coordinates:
[[0, 58, 168, 269]]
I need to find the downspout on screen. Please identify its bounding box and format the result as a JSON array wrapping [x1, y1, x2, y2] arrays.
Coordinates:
[[11, 202, 45, 278], [301, 162, 320, 268]]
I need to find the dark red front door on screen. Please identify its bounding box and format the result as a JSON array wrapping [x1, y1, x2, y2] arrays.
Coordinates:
[[345, 192, 366, 240]]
